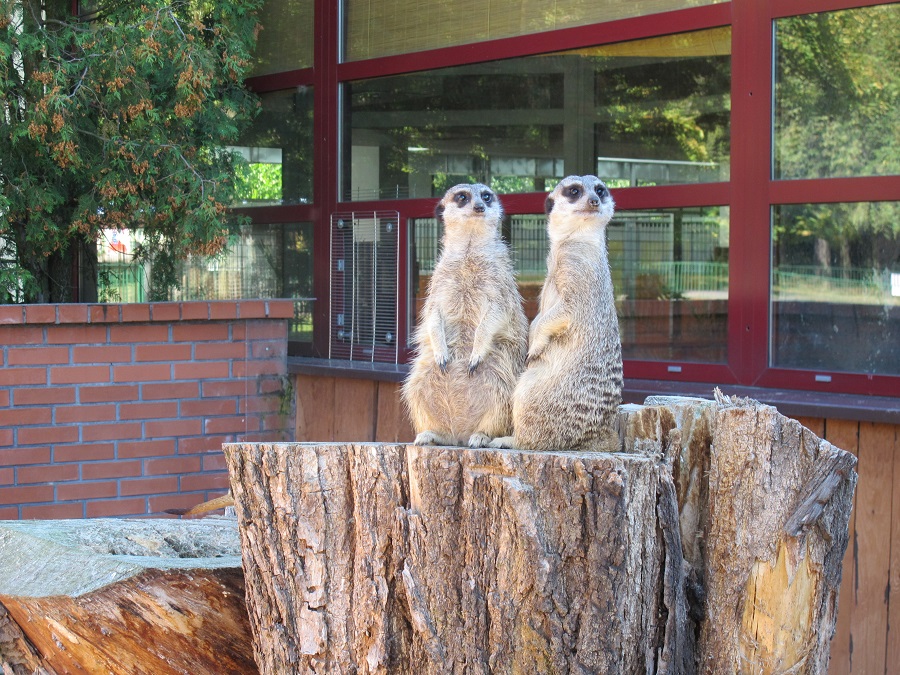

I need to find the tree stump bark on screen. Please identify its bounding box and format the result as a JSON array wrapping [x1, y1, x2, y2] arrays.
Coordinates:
[[0, 518, 257, 675], [224, 393, 856, 674]]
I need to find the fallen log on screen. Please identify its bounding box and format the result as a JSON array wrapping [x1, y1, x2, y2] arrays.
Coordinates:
[[224, 394, 856, 674], [0, 518, 256, 675]]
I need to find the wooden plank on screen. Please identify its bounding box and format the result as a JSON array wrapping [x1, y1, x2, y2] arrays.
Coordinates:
[[826, 419, 860, 675], [885, 425, 900, 672], [374, 381, 415, 443], [332, 377, 377, 442], [848, 422, 894, 675], [794, 416, 825, 437], [296, 375, 335, 441]]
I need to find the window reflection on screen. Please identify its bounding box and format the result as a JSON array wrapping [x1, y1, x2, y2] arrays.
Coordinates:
[[233, 88, 314, 206], [252, 0, 314, 76], [774, 4, 900, 179], [772, 202, 899, 375], [344, 28, 730, 201]]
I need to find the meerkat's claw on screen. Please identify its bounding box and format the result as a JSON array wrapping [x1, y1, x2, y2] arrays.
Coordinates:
[[467, 432, 492, 448], [413, 431, 439, 446], [436, 354, 449, 372], [468, 355, 481, 375]]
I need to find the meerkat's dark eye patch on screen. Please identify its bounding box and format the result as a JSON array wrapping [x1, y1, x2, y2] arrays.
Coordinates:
[[565, 184, 583, 202], [596, 185, 608, 199], [454, 191, 470, 206], [481, 191, 493, 204]]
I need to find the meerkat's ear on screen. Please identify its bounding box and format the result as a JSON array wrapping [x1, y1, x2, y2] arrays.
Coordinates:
[[435, 202, 445, 224], [544, 195, 555, 214]]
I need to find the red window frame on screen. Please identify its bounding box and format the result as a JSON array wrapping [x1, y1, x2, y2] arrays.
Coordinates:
[[238, 0, 900, 397]]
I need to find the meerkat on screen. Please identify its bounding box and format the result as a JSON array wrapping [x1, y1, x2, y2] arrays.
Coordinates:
[[490, 175, 623, 452], [402, 183, 528, 448], [165, 491, 233, 517]]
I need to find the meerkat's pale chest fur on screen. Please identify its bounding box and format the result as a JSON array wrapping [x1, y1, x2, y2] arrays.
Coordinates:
[[402, 183, 528, 448], [491, 175, 623, 452]]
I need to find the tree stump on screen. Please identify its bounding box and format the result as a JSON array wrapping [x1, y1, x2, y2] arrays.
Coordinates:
[[223, 393, 856, 674], [0, 518, 257, 675]]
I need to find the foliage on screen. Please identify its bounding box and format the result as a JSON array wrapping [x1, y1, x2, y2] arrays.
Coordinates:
[[0, 0, 262, 302]]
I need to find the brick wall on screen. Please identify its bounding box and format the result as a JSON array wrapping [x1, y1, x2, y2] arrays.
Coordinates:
[[0, 300, 294, 519]]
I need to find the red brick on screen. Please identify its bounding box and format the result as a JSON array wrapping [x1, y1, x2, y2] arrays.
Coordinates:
[[113, 363, 171, 383], [118, 439, 176, 459], [46, 325, 107, 344], [179, 302, 209, 320], [89, 304, 121, 323], [121, 304, 151, 322], [178, 435, 230, 455], [0, 391, 7, 407], [180, 474, 230, 492], [150, 303, 181, 321], [25, 305, 56, 324], [202, 454, 229, 472], [144, 418, 202, 438], [72, 345, 132, 363], [82, 422, 142, 442], [0, 468, 12, 484], [209, 301, 238, 320], [266, 299, 297, 319], [18, 464, 80, 484], [239, 320, 289, 340], [0, 325, 43, 345], [0, 306, 24, 324], [192, 342, 246, 360], [50, 365, 110, 385], [236, 300, 267, 319], [82, 460, 142, 480], [120, 476, 178, 496], [7, 346, 70, 365], [0, 367, 48, 387], [172, 323, 228, 342], [55, 404, 117, 424], [54, 443, 115, 462], [57, 304, 90, 324], [205, 416, 258, 435], [134, 344, 191, 362], [241, 395, 282, 414], [174, 361, 230, 380], [148, 493, 201, 515], [86, 498, 147, 518], [233, 360, 284, 378], [14, 386, 76, 406], [0, 408, 52, 427], [144, 456, 202, 476], [182, 399, 238, 417], [119, 401, 178, 420], [202, 381, 247, 397], [110, 324, 169, 343], [79, 384, 139, 403], [142, 381, 199, 400], [23, 503, 85, 519], [57, 481, 118, 500], [250, 340, 287, 359], [0, 429, 13, 446], [0, 507, 17, 519], [18, 426, 79, 445], [0, 485, 54, 505]]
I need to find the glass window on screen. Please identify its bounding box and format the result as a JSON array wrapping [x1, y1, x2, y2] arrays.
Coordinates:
[[251, 0, 314, 76], [773, 4, 900, 180], [344, 28, 730, 201], [233, 88, 314, 206], [771, 202, 899, 375], [344, 0, 726, 61], [613, 206, 729, 363], [410, 205, 729, 363]]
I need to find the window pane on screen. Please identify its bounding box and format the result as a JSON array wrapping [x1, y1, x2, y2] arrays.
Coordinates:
[[344, 0, 726, 61], [772, 202, 900, 375], [613, 207, 729, 362], [233, 88, 314, 206], [251, 0, 314, 76], [773, 5, 900, 179], [344, 29, 730, 201], [410, 205, 729, 364]]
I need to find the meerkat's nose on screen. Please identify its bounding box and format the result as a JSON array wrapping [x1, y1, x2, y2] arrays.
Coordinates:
[[588, 197, 600, 207], [474, 203, 485, 213]]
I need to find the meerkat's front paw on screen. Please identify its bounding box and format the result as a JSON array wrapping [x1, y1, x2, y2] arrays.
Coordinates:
[[488, 436, 516, 449], [467, 354, 482, 375], [467, 432, 492, 448], [434, 351, 450, 372], [414, 431, 440, 446], [525, 347, 543, 366]]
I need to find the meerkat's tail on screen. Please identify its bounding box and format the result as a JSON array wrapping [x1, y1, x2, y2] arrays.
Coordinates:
[[165, 492, 234, 517]]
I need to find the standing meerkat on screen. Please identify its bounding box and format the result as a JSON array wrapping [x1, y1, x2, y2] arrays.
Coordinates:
[[402, 183, 528, 448], [491, 175, 623, 452]]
